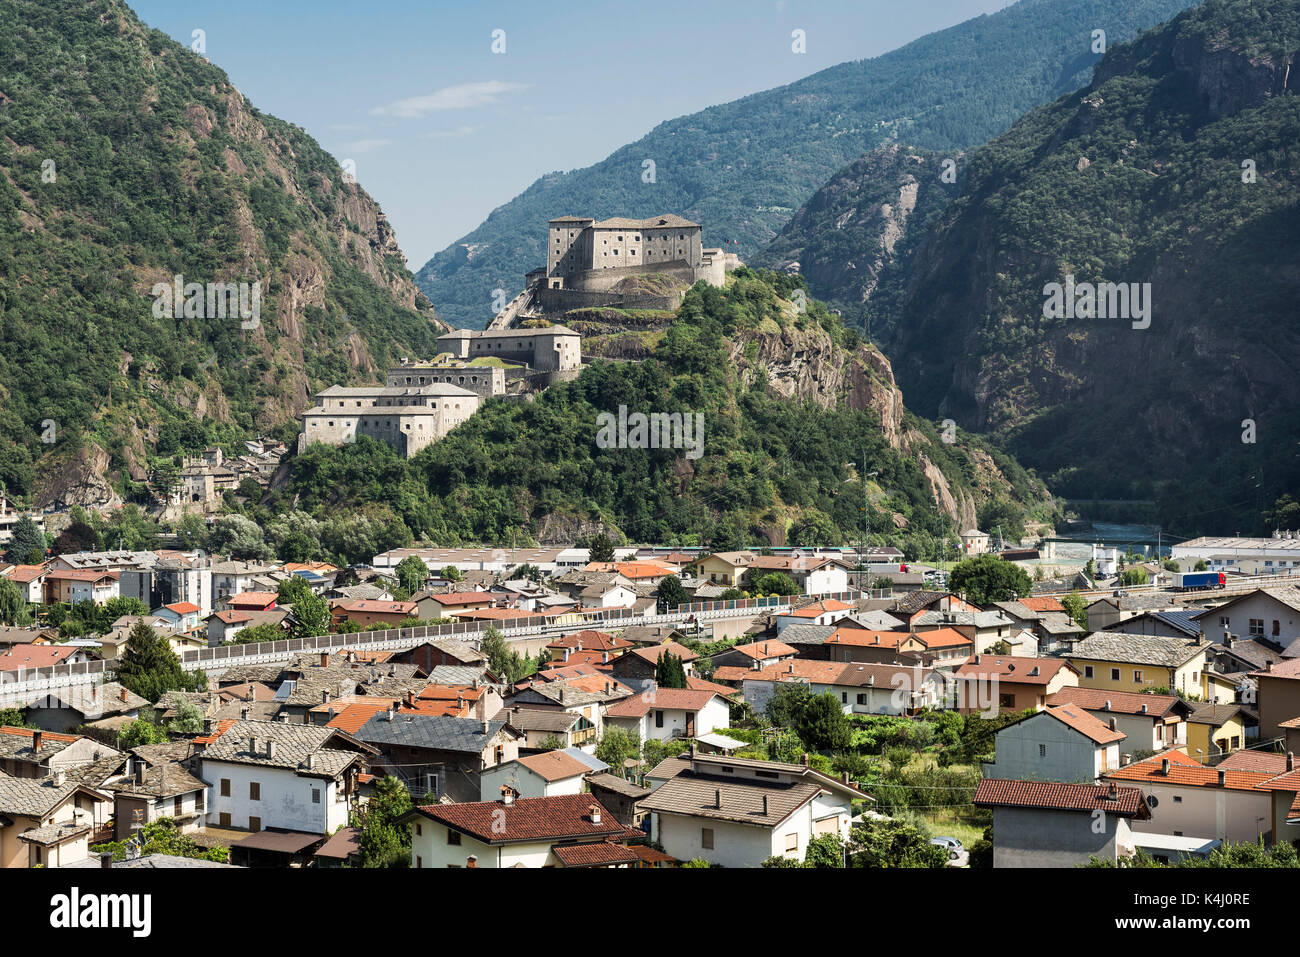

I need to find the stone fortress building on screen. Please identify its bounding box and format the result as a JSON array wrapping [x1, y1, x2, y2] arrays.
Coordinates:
[[299, 383, 480, 458], [544, 214, 727, 290], [434, 326, 582, 373]]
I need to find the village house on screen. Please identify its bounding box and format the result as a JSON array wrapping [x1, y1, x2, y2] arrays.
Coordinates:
[[498, 706, 597, 751], [1047, 687, 1192, 755], [1103, 749, 1279, 846], [413, 591, 495, 619], [742, 659, 944, 716], [1, 564, 46, 604], [0, 727, 123, 780], [23, 683, 148, 734], [353, 709, 521, 803], [952, 655, 1080, 714], [708, 639, 798, 672], [639, 750, 865, 867], [773, 599, 856, 633], [42, 568, 119, 605], [1084, 593, 1183, 633], [973, 778, 1147, 868], [982, 705, 1126, 783], [0, 643, 83, 674], [812, 625, 973, 669], [1183, 703, 1257, 762], [402, 791, 631, 869], [1193, 586, 1300, 646], [608, 641, 699, 686], [205, 607, 290, 645], [478, 749, 592, 800], [603, 688, 729, 742], [1066, 632, 1210, 697], [198, 720, 376, 835], [689, 551, 756, 588], [743, 555, 851, 596], [105, 751, 208, 841], [1252, 657, 1300, 739], [910, 608, 1018, 654], [0, 774, 113, 869], [331, 598, 418, 629]]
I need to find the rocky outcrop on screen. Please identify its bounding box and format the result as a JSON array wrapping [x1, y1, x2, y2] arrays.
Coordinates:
[[34, 445, 122, 510]]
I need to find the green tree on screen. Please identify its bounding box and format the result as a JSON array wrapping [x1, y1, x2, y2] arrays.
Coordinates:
[[229, 622, 285, 645], [947, 554, 1032, 604], [3, 515, 44, 565], [290, 589, 332, 640], [804, 833, 846, 868], [655, 651, 688, 689], [0, 578, 32, 626], [0, 707, 28, 728], [93, 817, 228, 863], [1061, 591, 1088, 629], [118, 718, 169, 748], [358, 775, 413, 868], [175, 512, 208, 550], [796, 692, 852, 752], [752, 572, 799, 596], [52, 520, 100, 555], [1194, 559, 1208, 571], [767, 681, 813, 729], [595, 727, 641, 775], [395, 555, 430, 595], [206, 515, 269, 560], [116, 621, 206, 702], [657, 575, 689, 611], [440, 565, 463, 582], [587, 533, 616, 563], [167, 696, 205, 735], [848, 817, 948, 868]]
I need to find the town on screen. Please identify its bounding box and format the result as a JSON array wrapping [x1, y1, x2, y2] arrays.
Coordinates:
[[1, 519, 1298, 870]]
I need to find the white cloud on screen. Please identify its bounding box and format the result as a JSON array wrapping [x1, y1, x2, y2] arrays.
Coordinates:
[[371, 80, 529, 118], [421, 125, 480, 140]]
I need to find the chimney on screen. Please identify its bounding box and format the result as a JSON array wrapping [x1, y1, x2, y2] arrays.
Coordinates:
[[306, 752, 315, 770], [1140, 703, 1148, 714], [407, 691, 417, 707], [1288, 752, 1295, 772], [801, 754, 810, 767], [119, 687, 129, 703], [559, 687, 566, 703], [1161, 758, 1170, 776], [387, 707, 395, 722], [1217, 768, 1226, 786], [320, 652, 329, 668], [761, 795, 768, 816], [322, 690, 330, 704], [241, 706, 250, 720], [481, 719, 489, 734], [501, 786, 515, 806], [248, 735, 258, 755], [31, 730, 42, 752], [1108, 717, 1117, 731], [589, 804, 602, 824], [134, 763, 144, 786], [787, 663, 794, 674], [714, 788, 722, 809], [973, 654, 981, 665], [466, 856, 478, 868], [266, 740, 276, 760], [100, 851, 113, 869]]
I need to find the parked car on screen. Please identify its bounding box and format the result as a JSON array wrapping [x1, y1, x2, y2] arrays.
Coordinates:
[[930, 836, 963, 860]]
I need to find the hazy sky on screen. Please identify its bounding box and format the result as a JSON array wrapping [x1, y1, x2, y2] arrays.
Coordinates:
[[129, 0, 1011, 268]]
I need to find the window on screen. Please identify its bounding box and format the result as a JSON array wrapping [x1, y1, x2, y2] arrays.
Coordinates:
[[447, 829, 461, 846], [1110, 668, 1121, 681], [219, 812, 231, 827], [1039, 744, 1047, 757], [1220, 616, 1230, 627], [1000, 694, 1015, 709], [220, 778, 231, 797], [249, 816, 261, 832], [785, 832, 799, 853], [1134, 670, 1144, 683], [1274, 620, 1281, 636], [1173, 795, 1182, 804], [1249, 619, 1264, 636], [249, 781, 260, 801], [701, 828, 714, 850], [1084, 666, 1094, 678], [312, 788, 321, 804], [415, 856, 422, 868], [174, 796, 183, 816], [655, 710, 665, 728], [494, 745, 504, 765], [856, 694, 867, 705], [841, 692, 848, 704]]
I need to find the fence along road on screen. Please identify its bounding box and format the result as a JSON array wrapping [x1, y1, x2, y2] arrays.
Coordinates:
[[0, 595, 795, 706]]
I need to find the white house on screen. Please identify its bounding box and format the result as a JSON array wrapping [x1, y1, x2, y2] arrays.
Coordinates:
[[742, 660, 944, 716], [602, 688, 729, 742], [1048, 687, 1192, 755], [403, 792, 633, 868], [639, 751, 866, 868], [478, 750, 591, 801], [198, 720, 375, 835], [773, 599, 856, 634], [974, 778, 1147, 868]]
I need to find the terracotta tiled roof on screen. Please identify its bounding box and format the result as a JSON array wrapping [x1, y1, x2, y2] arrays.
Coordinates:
[[552, 840, 640, 867], [975, 778, 1145, 816], [625, 641, 698, 664], [0, 644, 79, 671], [1019, 596, 1067, 613], [685, 675, 743, 698], [406, 794, 624, 844], [787, 599, 853, 619], [1250, 658, 1300, 681], [1217, 751, 1291, 774], [1103, 749, 1277, 792], [424, 591, 494, 606], [165, 602, 201, 614], [227, 591, 278, 606], [728, 640, 797, 660], [547, 630, 631, 652], [192, 719, 237, 746], [604, 688, 719, 718], [1043, 705, 1126, 745], [711, 666, 756, 684], [3, 564, 46, 583], [516, 750, 591, 782], [334, 599, 417, 615]]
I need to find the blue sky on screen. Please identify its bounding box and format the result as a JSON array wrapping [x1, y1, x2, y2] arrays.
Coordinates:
[[129, 0, 1010, 268]]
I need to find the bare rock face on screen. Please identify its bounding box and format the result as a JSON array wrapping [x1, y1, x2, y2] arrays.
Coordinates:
[[534, 513, 616, 546], [34, 445, 122, 510]]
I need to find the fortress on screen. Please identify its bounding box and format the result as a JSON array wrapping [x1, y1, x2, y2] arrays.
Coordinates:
[[299, 383, 480, 458]]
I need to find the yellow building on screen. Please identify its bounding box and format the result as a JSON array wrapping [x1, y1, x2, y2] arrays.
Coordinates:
[[1066, 632, 1208, 697], [1184, 704, 1252, 764], [689, 552, 756, 588]]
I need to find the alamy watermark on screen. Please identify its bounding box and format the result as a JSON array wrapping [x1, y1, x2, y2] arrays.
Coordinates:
[[1042, 274, 1150, 330], [596, 405, 704, 460], [152, 274, 261, 329]]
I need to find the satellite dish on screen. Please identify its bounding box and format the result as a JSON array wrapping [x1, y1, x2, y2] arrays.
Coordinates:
[[1146, 795, 1159, 809]]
